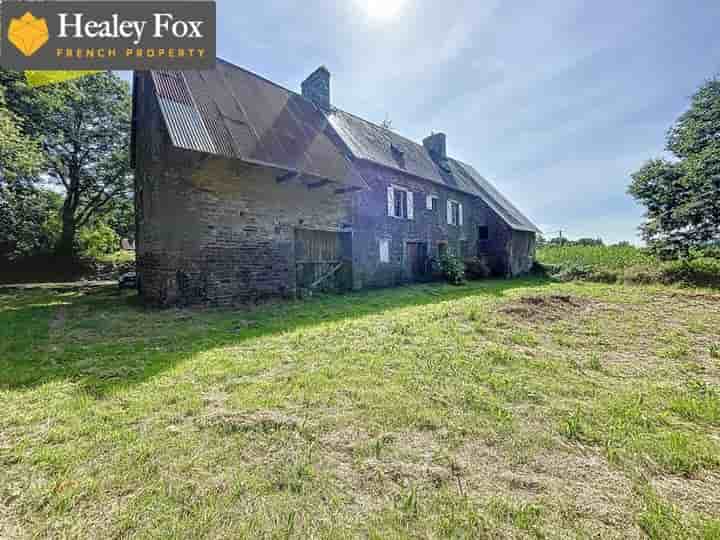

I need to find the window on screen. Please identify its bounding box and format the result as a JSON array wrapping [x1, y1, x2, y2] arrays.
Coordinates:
[[394, 189, 408, 218], [387, 185, 414, 219], [379, 238, 390, 263], [478, 225, 489, 240], [426, 194, 439, 211], [447, 200, 462, 226], [438, 242, 448, 258]]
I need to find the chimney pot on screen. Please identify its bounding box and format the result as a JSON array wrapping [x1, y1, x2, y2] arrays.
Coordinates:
[[423, 132, 446, 160], [301, 66, 330, 110]]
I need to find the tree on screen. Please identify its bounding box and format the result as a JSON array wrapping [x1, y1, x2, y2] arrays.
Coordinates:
[[0, 85, 43, 182], [0, 84, 54, 259], [629, 78, 720, 255], [575, 238, 604, 247], [1, 70, 133, 257], [43, 74, 133, 255]]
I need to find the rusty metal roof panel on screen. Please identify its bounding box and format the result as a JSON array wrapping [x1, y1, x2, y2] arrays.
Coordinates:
[[151, 70, 216, 155], [149, 61, 364, 189]]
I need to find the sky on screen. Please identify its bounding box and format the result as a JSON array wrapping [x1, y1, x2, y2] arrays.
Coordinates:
[[139, 1, 720, 243]]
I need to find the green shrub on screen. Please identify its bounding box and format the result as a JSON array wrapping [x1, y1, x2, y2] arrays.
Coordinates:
[[660, 257, 720, 287], [623, 265, 663, 285], [439, 253, 466, 285], [78, 223, 120, 259]]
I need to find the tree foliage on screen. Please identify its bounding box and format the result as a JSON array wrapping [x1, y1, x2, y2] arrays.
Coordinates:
[[0, 86, 43, 182], [41, 73, 133, 255], [0, 182, 62, 259], [0, 70, 133, 257], [629, 78, 720, 255]]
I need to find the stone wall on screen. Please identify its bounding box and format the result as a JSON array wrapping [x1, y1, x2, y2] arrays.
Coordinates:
[[133, 72, 535, 306], [348, 161, 516, 288], [134, 75, 352, 306]]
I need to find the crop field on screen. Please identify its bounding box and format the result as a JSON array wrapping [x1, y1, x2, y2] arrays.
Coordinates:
[[536, 244, 656, 271], [2, 279, 720, 538]]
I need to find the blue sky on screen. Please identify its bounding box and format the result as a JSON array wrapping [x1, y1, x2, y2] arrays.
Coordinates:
[[139, 1, 720, 242]]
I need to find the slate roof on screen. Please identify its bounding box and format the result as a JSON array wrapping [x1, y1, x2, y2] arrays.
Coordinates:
[[327, 109, 539, 232], [141, 58, 538, 232]]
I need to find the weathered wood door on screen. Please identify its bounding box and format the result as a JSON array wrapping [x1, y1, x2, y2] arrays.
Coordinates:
[[294, 229, 351, 291], [406, 242, 428, 280]]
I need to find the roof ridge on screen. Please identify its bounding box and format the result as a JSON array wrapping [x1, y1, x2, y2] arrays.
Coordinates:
[[215, 58, 451, 162]]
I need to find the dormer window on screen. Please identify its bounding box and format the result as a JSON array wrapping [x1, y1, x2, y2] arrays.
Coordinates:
[[438, 159, 452, 173], [390, 143, 406, 167]]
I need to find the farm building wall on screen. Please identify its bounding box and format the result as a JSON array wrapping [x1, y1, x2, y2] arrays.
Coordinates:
[[348, 162, 522, 288], [133, 75, 353, 306], [132, 72, 535, 306]]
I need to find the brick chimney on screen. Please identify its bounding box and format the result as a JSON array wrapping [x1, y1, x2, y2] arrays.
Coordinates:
[[423, 132, 446, 160], [301, 66, 330, 110]]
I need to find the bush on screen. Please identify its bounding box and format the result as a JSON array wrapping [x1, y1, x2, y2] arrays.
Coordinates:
[[464, 257, 491, 280], [78, 224, 119, 259], [439, 253, 466, 285], [660, 257, 720, 287], [623, 265, 663, 285]]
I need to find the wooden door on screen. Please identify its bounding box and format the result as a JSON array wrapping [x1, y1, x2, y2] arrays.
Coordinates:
[[406, 242, 428, 279], [294, 229, 350, 291]]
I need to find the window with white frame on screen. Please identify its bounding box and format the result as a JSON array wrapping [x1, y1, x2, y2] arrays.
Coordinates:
[[447, 199, 463, 227], [387, 185, 414, 219], [426, 194, 439, 211], [379, 238, 390, 263]]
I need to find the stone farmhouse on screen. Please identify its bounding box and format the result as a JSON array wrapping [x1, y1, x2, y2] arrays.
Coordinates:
[[131, 60, 539, 306]]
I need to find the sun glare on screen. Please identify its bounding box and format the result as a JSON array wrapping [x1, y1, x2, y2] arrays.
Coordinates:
[[358, 0, 408, 20]]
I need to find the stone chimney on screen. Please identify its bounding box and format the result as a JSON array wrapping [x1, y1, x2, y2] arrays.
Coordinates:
[[301, 66, 330, 110], [423, 132, 446, 160]]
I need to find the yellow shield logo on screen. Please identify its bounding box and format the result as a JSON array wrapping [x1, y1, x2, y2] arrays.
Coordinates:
[[8, 12, 49, 57]]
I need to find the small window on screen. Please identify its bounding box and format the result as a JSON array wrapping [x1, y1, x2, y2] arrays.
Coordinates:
[[426, 195, 439, 211], [450, 201, 461, 226], [379, 238, 390, 263], [478, 225, 489, 240], [394, 189, 408, 218]]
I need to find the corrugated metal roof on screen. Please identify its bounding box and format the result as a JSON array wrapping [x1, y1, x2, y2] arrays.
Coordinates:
[[144, 60, 538, 232], [148, 62, 366, 189]]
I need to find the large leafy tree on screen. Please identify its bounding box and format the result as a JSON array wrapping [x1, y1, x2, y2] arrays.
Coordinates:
[[0, 85, 43, 182], [629, 78, 720, 255], [0, 84, 52, 258], [42, 73, 133, 255], [0, 70, 133, 256]]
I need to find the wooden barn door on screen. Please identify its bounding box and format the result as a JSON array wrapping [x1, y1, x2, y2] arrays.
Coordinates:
[[294, 229, 351, 292]]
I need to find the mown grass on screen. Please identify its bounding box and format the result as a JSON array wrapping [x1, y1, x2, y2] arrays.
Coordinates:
[[2, 279, 720, 538]]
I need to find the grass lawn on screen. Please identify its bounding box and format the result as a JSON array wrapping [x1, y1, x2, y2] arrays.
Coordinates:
[[2, 278, 720, 538]]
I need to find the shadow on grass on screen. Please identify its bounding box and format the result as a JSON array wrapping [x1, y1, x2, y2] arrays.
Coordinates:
[[0, 276, 552, 396]]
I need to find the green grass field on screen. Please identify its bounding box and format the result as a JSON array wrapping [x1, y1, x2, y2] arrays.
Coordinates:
[[2, 279, 720, 538], [537, 244, 656, 271]]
